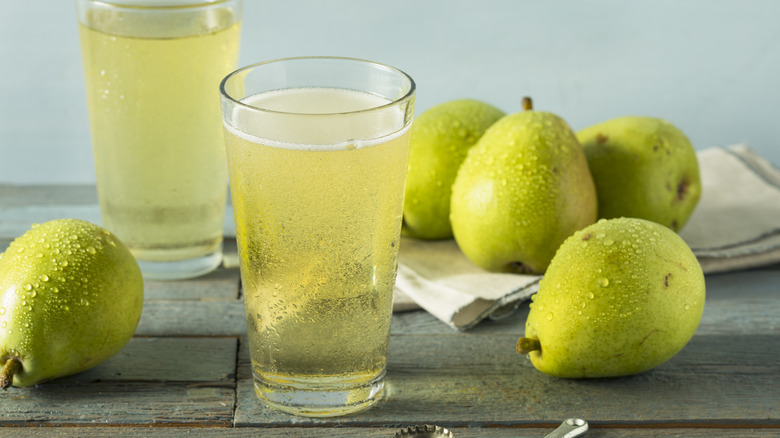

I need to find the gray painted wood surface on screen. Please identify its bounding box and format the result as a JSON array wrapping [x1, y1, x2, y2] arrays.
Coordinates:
[[0, 185, 778, 436]]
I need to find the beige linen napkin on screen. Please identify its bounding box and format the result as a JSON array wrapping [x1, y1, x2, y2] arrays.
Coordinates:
[[393, 145, 780, 330], [678, 145, 780, 273]]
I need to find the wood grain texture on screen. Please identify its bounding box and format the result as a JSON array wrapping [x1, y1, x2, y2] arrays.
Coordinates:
[[136, 299, 246, 337], [0, 338, 237, 425], [0, 382, 234, 426], [1, 185, 778, 434], [234, 332, 779, 428], [144, 267, 240, 300], [58, 337, 237, 383], [0, 426, 776, 437]]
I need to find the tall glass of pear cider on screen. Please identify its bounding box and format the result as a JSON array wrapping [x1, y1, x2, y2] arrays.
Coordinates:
[[75, 0, 243, 280], [220, 57, 415, 416]]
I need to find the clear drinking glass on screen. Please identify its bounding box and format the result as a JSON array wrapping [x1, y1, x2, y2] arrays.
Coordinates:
[[75, 0, 243, 280], [220, 57, 415, 416]]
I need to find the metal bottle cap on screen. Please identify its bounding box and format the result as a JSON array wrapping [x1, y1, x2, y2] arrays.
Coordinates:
[[394, 424, 453, 438]]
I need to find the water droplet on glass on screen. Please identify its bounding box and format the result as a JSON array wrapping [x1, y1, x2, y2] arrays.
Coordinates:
[[598, 277, 610, 287], [24, 284, 32, 291], [86, 246, 96, 255], [41, 274, 49, 282], [587, 291, 595, 299], [546, 312, 554, 321], [684, 304, 691, 310]]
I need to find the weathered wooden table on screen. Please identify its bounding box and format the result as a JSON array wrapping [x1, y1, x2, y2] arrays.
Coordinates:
[[1, 185, 778, 437]]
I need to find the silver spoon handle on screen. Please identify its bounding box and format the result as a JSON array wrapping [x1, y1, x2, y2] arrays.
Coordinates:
[[544, 418, 589, 438]]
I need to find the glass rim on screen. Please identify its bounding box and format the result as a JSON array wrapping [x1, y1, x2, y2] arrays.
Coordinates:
[[76, 0, 239, 11], [219, 56, 416, 117]]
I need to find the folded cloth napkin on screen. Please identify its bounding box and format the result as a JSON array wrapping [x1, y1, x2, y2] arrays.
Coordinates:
[[393, 145, 780, 330]]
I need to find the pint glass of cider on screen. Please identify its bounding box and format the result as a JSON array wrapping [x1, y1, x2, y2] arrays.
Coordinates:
[[76, 0, 242, 279], [220, 57, 415, 416]]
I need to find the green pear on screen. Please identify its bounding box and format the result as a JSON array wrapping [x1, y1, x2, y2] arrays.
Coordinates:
[[403, 99, 505, 239], [577, 116, 702, 231], [517, 217, 705, 378], [0, 219, 143, 389], [450, 97, 597, 274]]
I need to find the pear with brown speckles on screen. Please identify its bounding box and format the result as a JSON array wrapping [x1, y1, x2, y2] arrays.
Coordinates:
[[517, 217, 705, 378], [0, 219, 143, 389], [577, 116, 701, 231]]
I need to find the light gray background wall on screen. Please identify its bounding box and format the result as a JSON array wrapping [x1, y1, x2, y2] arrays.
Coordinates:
[[1, 0, 778, 184]]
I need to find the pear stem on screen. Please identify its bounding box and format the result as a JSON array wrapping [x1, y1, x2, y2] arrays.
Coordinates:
[[521, 96, 533, 111], [516, 337, 542, 355], [1, 356, 22, 390]]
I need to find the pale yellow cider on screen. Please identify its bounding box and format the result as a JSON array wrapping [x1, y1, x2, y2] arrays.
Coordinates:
[[224, 88, 411, 388], [79, 10, 240, 261]]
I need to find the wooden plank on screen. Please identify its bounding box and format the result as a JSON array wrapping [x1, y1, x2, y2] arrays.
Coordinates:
[[144, 266, 240, 300], [0, 427, 777, 437], [0, 338, 237, 426], [57, 337, 237, 383], [0, 382, 234, 426], [136, 300, 246, 337], [0, 338, 237, 425], [234, 333, 779, 427]]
